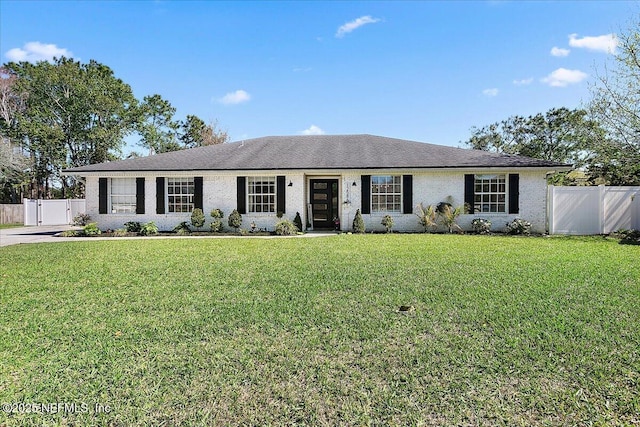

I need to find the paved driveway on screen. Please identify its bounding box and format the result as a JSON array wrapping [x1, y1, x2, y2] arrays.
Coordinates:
[[0, 225, 80, 247]]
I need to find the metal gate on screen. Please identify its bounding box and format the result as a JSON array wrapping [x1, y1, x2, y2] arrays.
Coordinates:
[[23, 198, 86, 226]]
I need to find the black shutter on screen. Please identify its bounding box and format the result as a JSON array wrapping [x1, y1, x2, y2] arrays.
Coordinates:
[[194, 177, 203, 210], [508, 174, 520, 214], [464, 174, 475, 213], [361, 175, 371, 214], [98, 178, 108, 214], [136, 178, 145, 214], [276, 176, 286, 214], [156, 177, 165, 214], [237, 176, 246, 214], [402, 175, 413, 214]]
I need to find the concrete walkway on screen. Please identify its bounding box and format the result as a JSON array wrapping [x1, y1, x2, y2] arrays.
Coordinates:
[[0, 225, 338, 247]]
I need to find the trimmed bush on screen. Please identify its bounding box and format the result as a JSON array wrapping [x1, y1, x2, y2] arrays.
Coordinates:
[[275, 219, 298, 236], [191, 208, 205, 230], [140, 221, 159, 236], [228, 209, 242, 232], [471, 218, 492, 235], [353, 209, 365, 234], [124, 221, 142, 233], [381, 215, 394, 233], [505, 218, 531, 235], [210, 209, 224, 232], [84, 222, 101, 236], [293, 212, 303, 233]]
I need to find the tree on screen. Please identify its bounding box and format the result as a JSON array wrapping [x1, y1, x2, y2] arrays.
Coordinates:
[[589, 18, 640, 185], [179, 116, 229, 148], [0, 66, 29, 202], [465, 108, 606, 184], [5, 58, 137, 198], [136, 94, 180, 154]]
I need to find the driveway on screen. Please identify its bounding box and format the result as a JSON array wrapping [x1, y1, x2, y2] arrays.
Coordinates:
[[0, 225, 80, 247]]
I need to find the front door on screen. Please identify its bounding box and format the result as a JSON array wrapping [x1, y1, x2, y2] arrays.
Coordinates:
[[310, 179, 339, 229]]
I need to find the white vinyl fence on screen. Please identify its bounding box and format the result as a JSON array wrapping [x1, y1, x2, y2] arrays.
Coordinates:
[[23, 198, 86, 226], [548, 186, 640, 235]]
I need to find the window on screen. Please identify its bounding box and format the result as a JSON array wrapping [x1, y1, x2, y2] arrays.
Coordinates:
[[371, 175, 402, 212], [474, 174, 506, 213], [167, 177, 194, 213], [109, 178, 136, 213], [248, 176, 276, 213]]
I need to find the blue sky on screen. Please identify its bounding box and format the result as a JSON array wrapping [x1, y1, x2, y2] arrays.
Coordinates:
[[1, 1, 635, 150]]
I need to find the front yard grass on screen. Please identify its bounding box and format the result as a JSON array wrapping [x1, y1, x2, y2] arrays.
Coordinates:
[[0, 235, 638, 426]]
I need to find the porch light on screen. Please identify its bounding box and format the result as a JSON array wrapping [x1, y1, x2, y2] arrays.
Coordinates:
[[288, 180, 293, 187], [352, 181, 357, 187]]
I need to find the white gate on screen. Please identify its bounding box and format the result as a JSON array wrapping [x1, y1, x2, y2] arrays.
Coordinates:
[[23, 199, 86, 226], [548, 186, 640, 234]]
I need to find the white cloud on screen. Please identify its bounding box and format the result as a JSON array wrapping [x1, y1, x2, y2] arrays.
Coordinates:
[[513, 78, 534, 86], [482, 88, 499, 97], [541, 68, 588, 87], [550, 46, 570, 57], [568, 33, 618, 54], [336, 15, 381, 38], [5, 41, 72, 63], [218, 90, 251, 105], [300, 125, 325, 135]]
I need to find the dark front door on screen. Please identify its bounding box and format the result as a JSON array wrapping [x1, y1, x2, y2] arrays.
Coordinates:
[[310, 179, 338, 229]]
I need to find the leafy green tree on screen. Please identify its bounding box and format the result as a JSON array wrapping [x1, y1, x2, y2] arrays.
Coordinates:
[[465, 108, 606, 184], [179, 116, 229, 148], [136, 94, 180, 154], [4, 58, 137, 197], [589, 18, 640, 185]]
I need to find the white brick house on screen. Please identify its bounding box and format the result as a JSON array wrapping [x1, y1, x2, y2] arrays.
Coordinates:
[[65, 135, 570, 233]]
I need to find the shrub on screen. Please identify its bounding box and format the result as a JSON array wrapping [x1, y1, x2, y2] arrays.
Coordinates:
[[381, 214, 394, 233], [352, 209, 365, 233], [471, 218, 492, 235], [112, 228, 129, 237], [173, 221, 191, 235], [72, 213, 91, 226], [124, 221, 142, 233], [293, 212, 303, 232], [191, 208, 205, 230], [228, 209, 242, 232], [140, 221, 159, 236], [210, 209, 224, 232], [505, 218, 531, 235], [275, 219, 298, 236], [60, 230, 80, 237], [439, 204, 464, 234], [84, 222, 101, 236], [276, 211, 284, 219], [614, 229, 640, 245], [416, 203, 438, 232]]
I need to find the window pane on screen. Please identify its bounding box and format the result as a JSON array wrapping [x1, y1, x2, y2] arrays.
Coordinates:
[[370, 175, 402, 212]]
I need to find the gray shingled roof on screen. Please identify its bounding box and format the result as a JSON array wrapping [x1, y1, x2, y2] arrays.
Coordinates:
[[64, 134, 570, 173]]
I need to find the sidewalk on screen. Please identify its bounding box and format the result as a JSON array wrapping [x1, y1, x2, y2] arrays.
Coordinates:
[[0, 226, 338, 247]]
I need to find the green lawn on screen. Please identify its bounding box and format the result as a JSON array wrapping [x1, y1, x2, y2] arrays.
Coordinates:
[[0, 223, 23, 230], [0, 235, 638, 426]]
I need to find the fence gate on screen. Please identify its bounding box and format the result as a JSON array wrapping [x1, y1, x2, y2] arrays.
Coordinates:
[[548, 186, 640, 235], [23, 199, 86, 226]]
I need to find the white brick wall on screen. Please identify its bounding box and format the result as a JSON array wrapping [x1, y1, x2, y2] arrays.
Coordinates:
[[85, 169, 549, 233]]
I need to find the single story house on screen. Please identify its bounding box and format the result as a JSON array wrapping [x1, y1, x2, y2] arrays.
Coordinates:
[[64, 134, 571, 233]]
